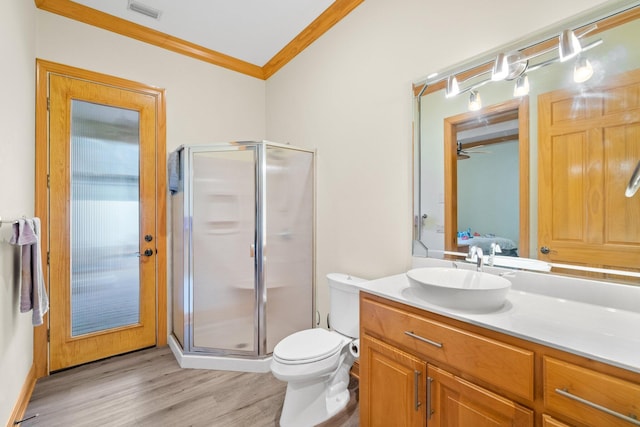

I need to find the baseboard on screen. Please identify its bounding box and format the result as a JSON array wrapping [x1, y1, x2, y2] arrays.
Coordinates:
[[6, 363, 36, 427]]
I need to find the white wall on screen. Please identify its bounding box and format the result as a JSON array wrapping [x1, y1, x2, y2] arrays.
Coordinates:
[[36, 12, 267, 149], [265, 0, 612, 325], [0, 1, 36, 425]]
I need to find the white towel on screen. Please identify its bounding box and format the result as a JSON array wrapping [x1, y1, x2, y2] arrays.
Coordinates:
[[10, 218, 49, 326]]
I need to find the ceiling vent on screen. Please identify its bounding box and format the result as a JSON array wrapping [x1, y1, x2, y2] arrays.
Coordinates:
[[127, 0, 162, 20]]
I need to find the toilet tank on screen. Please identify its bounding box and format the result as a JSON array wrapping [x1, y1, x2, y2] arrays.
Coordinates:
[[328, 273, 368, 339]]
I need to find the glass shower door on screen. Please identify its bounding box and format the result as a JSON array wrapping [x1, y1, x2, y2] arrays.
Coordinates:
[[191, 148, 257, 354], [264, 146, 314, 353]]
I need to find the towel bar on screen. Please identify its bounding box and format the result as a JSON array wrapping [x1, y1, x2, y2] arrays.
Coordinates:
[[0, 216, 21, 228]]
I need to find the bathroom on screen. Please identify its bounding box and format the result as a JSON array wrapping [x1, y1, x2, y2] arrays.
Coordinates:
[[1, 0, 639, 426]]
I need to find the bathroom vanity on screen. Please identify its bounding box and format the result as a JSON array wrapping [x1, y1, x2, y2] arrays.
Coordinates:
[[358, 271, 640, 427]]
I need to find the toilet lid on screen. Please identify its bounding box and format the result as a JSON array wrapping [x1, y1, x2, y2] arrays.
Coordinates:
[[273, 329, 344, 364]]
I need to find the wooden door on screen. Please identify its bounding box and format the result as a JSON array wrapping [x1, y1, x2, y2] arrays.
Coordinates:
[[359, 335, 426, 427], [428, 365, 533, 426], [538, 68, 640, 274], [47, 72, 158, 371]]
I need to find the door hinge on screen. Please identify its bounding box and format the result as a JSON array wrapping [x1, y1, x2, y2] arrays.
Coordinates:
[[47, 251, 50, 265], [47, 330, 50, 342], [47, 174, 50, 189], [47, 97, 50, 111]]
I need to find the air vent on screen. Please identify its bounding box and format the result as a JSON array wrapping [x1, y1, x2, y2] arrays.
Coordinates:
[[127, 0, 162, 20]]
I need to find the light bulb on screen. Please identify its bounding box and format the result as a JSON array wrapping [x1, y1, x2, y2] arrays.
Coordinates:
[[574, 57, 593, 83], [468, 91, 482, 111], [513, 75, 530, 97]]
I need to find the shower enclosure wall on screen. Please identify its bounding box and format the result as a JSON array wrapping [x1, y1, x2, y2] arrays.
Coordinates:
[[171, 142, 315, 362]]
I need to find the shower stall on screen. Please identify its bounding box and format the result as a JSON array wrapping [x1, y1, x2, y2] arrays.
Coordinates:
[[170, 141, 315, 370]]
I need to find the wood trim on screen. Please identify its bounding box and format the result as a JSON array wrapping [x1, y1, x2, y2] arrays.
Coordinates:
[[443, 98, 530, 257], [262, 0, 364, 78], [155, 88, 167, 347], [6, 364, 36, 427], [34, 59, 167, 377], [34, 0, 364, 80], [34, 0, 264, 79], [413, 5, 640, 97], [34, 58, 50, 379]]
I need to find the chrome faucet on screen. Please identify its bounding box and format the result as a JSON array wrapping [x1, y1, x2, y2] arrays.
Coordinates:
[[489, 243, 502, 266], [469, 246, 484, 271]]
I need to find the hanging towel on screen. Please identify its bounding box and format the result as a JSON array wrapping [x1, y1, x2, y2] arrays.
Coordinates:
[[10, 218, 49, 326], [168, 150, 180, 194]]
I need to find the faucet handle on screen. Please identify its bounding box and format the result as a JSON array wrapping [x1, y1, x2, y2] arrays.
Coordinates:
[[491, 243, 502, 254], [468, 245, 477, 260]]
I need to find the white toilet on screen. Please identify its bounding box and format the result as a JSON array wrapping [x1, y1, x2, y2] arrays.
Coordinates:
[[271, 273, 367, 427]]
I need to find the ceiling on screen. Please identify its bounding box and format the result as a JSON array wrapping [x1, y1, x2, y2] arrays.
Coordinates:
[[34, 0, 363, 79]]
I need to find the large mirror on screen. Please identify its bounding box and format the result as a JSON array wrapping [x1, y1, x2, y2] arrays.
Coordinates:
[[413, 1, 640, 284]]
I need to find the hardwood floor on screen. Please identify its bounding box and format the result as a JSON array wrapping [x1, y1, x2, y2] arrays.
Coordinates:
[[21, 347, 359, 427]]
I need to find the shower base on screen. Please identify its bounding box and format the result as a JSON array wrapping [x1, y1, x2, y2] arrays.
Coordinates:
[[168, 335, 272, 373]]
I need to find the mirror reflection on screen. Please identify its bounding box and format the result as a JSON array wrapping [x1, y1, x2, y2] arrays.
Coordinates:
[[413, 3, 640, 283]]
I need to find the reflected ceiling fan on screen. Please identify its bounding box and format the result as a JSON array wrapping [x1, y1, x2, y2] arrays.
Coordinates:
[[457, 141, 490, 159]]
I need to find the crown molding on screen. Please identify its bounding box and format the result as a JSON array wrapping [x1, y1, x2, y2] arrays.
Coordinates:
[[34, 0, 364, 80]]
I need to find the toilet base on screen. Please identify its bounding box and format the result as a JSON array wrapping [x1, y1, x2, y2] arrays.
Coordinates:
[[278, 353, 353, 427]]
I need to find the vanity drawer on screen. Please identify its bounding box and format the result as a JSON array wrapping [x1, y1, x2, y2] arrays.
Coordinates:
[[544, 357, 640, 427], [361, 296, 534, 401]]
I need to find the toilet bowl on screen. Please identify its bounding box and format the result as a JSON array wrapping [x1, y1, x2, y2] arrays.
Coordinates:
[[271, 273, 367, 427]]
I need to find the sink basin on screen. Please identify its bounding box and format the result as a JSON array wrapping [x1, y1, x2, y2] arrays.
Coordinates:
[[406, 267, 511, 311]]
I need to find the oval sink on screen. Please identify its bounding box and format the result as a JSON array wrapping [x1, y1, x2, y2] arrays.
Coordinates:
[[406, 267, 511, 311]]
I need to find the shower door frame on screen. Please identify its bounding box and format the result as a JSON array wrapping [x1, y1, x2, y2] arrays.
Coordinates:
[[177, 141, 316, 357]]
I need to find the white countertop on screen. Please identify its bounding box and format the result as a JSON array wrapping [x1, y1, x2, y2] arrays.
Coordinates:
[[362, 273, 640, 374]]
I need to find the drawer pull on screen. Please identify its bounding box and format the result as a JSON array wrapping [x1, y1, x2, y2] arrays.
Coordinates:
[[427, 376, 434, 420], [414, 370, 422, 411], [555, 388, 640, 426], [404, 331, 443, 348]]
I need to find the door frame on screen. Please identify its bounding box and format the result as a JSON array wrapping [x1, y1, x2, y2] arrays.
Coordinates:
[[35, 59, 167, 378]]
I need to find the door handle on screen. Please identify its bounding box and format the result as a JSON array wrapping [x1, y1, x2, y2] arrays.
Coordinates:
[[144, 234, 153, 242], [540, 246, 550, 254], [143, 249, 154, 257]]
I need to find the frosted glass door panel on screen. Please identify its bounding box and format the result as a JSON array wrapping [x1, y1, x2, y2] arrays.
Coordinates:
[[192, 149, 257, 352], [265, 147, 314, 353], [70, 100, 141, 336]]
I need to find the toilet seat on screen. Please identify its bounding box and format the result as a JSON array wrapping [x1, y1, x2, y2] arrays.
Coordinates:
[[273, 329, 345, 365]]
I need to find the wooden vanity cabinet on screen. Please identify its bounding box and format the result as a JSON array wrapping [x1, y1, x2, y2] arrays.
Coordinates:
[[360, 336, 427, 426], [359, 292, 640, 427]]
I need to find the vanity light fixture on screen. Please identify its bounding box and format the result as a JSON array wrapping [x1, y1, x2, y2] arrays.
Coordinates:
[[468, 91, 482, 111], [430, 27, 600, 102], [445, 75, 460, 98], [491, 53, 509, 81], [573, 56, 594, 83], [559, 29, 582, 61], [513, 75, 530, 96]]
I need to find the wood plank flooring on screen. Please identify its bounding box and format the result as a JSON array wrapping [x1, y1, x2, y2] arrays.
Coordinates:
[[20, 346, 359, 427]]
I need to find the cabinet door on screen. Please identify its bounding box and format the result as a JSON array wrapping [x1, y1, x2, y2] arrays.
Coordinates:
[[428, 365, 534, 427], [542, 414, 571, 427], [360, 335, 426, 427]]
